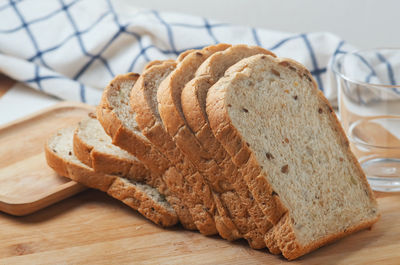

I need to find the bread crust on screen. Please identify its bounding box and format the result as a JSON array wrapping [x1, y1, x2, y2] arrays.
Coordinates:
[[96, 73, 197, 230], [206, 53, 379, 259], [44, 129, 178, 227], [271, 212, 379, 260], [143, 60, 170, 70]]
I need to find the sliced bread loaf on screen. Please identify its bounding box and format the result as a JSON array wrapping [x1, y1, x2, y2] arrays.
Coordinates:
[[96, 73, 196, 230], [158, 45, 255, 242], [181, 44, 281, 253], [45, 126, 178, 227], [102, 69, 217, 236], [131, 60, 243, 243], [206, 53, 379, 259], [97, 72, 221, 234], [73, 115, 150, 183]]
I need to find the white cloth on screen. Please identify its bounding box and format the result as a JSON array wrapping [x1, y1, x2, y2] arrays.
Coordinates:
[[0, 0, 353, 106]]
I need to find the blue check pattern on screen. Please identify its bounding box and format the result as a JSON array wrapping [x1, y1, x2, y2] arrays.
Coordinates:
[[0, 0, 350, 105]]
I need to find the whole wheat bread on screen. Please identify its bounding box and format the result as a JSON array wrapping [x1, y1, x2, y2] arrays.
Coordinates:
[[206, 53, 379, 259], [131, 59, 245, 242], [158, 44, 261, 243], [181, 44, 281, 253], [97, 71, 231, 234], [45, 126, 178, 227], [98, 70, 218, 236], [96, 73, 196, 230]]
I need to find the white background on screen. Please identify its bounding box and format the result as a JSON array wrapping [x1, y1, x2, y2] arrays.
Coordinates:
[[126, 0, 399, 49]]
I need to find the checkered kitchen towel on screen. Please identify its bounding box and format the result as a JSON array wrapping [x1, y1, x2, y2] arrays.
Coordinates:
[[0, 0, 353, 106]]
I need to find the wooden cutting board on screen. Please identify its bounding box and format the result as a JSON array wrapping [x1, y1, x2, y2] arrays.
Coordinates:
[[0, 102, 94, 215], [0, 190, 398, 264]]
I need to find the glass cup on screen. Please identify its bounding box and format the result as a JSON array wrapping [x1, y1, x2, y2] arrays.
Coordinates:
[[333, 48, 400, 192]]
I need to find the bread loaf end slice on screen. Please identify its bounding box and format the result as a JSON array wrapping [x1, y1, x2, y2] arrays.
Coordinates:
[[207, 54, 379, 259]]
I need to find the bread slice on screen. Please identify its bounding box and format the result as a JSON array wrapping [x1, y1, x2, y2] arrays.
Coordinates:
[[181, 45, 281, 253], [206, 54, 379, 259], [131, 59, 245, 243], [45, 126, 178, 227], [97, 72, 226, 234], [73, 115, 150, 183]]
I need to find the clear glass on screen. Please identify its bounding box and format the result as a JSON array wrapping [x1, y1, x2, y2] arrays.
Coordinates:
[[333, 48, 400, 192]]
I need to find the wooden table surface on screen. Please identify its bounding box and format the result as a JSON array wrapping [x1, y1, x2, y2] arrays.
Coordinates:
[[1, 76, 400, 265]]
